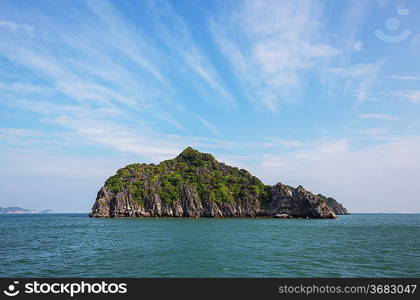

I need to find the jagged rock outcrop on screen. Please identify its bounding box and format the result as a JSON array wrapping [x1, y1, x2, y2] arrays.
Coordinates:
[[317, 194, 350, 215], [264, 184, 336, 218], [89, 147, 345, 219]]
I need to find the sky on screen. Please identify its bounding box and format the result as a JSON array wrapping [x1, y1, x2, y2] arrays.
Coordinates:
[[0, 0, 419, 213]]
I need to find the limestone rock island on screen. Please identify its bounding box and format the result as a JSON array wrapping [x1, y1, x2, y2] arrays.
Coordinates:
[[89, 147, 349, 219]]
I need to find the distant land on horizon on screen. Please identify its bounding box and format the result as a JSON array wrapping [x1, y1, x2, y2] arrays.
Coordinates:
[[0, 207, 53, 214]]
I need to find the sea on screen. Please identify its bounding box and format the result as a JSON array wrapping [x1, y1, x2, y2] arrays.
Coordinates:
[[0, 213, 419, 277]]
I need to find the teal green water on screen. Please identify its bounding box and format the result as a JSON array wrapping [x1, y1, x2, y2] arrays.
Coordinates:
[[0, 214, 419, 277]]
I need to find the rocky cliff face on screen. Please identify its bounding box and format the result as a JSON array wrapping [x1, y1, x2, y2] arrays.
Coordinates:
[[89, 147, 344, 219], [317, 194, 350, 215]]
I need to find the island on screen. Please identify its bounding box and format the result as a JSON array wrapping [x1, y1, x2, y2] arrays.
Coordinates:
[[0, 207, 53, 214], [89, 147, 349, 219]]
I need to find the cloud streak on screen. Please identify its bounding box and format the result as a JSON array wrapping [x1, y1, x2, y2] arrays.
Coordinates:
[[387, 90, 420, 104], [359, 114, 398, 121], [0, 20, 33, 33], [209, 0, 338, 111]]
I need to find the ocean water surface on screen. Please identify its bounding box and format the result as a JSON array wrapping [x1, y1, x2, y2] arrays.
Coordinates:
[[0, 213, 419, 277]]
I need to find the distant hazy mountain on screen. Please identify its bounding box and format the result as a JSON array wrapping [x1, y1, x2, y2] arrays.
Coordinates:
[[0, 207, 53, 214]]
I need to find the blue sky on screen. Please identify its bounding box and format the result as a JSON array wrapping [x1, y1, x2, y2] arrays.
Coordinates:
[[1, 0, 420, 213]]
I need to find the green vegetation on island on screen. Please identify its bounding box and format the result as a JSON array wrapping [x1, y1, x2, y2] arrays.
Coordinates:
[[104, 147, 269, 206], [90, 147, 348, 218]]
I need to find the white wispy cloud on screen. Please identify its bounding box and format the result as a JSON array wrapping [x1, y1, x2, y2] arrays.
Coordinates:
[[328, 62, 383, 105], [388, 75, 420, 80], [0, 82, 52, 94], [386, 90, 420, 104], [146, 0, 236, 109], [359, 114, 398, 121], [0, 128, 45, 137], [359, 127, 390, 138], [192, 113, 221, 137], [84, 0, 169, 87], [0, 1, 199, 139], [49, 116, 181, 162], [352, 40, 364, 52], [209, 0, 338, 111], [265, 138, 304, 149], [7, 99, 122, 120], [0, 20, 33, 33], [184, 49, 236, 108]]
